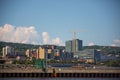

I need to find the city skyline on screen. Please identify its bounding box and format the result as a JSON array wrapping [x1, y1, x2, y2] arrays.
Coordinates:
[[0, 0, 120, 46]]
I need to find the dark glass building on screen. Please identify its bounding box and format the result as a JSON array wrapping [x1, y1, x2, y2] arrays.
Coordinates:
[[65, 40, 73, 52], [65, 39, 83, 52], [74, 49, 101, 63]]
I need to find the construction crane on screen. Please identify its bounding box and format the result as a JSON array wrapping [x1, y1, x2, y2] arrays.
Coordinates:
[[71, 30, 86, 53], [71, 30, 78, 53]]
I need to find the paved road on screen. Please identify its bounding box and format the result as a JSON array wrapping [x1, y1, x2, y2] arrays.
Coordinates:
[[0, 64, 120, 73]]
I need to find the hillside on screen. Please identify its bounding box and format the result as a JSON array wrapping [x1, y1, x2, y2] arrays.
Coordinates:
[[0, 41, 39, 56], [0, 41, 120, 56], [83, 45, 120, 55]]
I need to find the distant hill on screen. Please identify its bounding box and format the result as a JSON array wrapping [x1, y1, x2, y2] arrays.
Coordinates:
[[0, 41, 65, 56], [83, 45, 120, 55], [0, 41, 120, 56], [0, 41, 40, 56]]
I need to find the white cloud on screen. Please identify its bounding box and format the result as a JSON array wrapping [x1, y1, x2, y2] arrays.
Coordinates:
[[42, 32, 50, 44], [111, 39, 120, 47], [52, 37, 61, 44], [114, 39, 120, 43], [0, 24, 40, 44], [0, 24, 64, 46], [42, 32, 64, 46], [111, 44, 116, 47], [88, 42, 95, 46], [52, 37, 64, 46]]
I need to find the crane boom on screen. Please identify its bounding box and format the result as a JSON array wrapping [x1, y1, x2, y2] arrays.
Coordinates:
[[70, 29, 86, 53], [74, 32, 76, 53]]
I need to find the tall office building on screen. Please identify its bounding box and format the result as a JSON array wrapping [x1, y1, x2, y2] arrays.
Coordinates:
[[74, 49, 101, 63], [38, 47, 45, 59], [47, 49, 53, 59], [26, 49, 30, 57], [74, 39, 83, 52], [2, 46, 14, 57], [2, 47, 5, 57], [65, 40, 73, 52], [65, 39, 82, 52]]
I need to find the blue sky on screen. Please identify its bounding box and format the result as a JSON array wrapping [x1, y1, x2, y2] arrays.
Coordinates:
[[0, 0, 120, 46]]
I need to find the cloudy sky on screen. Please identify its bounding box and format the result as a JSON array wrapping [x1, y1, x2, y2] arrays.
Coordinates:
[[0, 0, 120, 46]]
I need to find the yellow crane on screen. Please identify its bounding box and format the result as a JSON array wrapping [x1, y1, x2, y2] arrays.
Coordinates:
[[71, 30, 78, 53], [71, 29, 86, 53]]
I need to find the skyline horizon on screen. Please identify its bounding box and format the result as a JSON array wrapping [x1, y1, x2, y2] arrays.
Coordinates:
[[1, 39, 120, 47], [0, 0, 120, 47], [0, 29, 120, 47], [0, 22, 120, 47]]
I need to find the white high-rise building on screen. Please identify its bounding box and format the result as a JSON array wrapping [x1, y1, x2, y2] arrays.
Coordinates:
[[2, 47, 5, 57], [2, 46, 14, 57]]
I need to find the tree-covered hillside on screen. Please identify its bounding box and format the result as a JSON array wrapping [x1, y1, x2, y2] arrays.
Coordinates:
[[0, 41, 120, 56], [0, 41, 40, 56], [83, 45, 120, 55]]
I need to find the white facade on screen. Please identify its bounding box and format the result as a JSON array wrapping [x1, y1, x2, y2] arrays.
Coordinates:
[[2, 46, 14, 57]]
